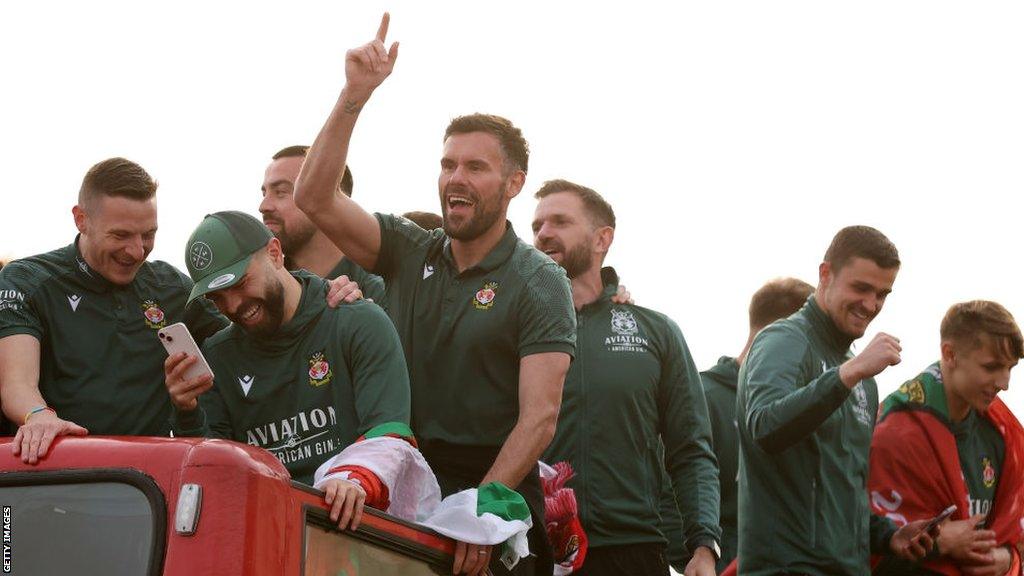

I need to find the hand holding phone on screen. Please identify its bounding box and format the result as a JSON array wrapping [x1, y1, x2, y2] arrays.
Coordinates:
[[920, 504, 958, 536], [159, 323, 215, 411]]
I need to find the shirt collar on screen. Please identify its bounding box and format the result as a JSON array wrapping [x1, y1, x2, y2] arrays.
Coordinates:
[[805, 295, 855, 352], [68, 235, 117, 293], [441, 221, 519, 275]]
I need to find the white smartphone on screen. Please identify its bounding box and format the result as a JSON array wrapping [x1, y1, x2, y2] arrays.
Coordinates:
[[158, 322, 214, 382], [921, 504, 958, 535]]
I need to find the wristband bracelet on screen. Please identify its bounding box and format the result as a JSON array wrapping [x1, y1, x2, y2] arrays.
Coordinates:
[[24, 406, 55, 425]]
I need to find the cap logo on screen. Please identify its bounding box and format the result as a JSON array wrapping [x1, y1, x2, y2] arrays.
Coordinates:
[[190, 242, 214, 270], [207, 273, 236, 290]]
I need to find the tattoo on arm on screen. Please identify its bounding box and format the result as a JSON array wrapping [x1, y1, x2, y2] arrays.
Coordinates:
[[343, 99, 363, 114]]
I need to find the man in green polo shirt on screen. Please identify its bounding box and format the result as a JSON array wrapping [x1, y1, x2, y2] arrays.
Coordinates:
[[166, 211, 411, 527], [292, 15, 575, 576], [0, 157, 227, 464], [531, 179, 719, 576], [260, 145, 385, 301], [736, 225, 934, 575]]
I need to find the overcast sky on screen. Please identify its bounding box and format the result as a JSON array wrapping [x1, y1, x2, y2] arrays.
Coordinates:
[[2, 1, 1022, 418]]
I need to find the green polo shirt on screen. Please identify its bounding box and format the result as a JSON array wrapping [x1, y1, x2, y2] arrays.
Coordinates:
[[372, 213, 576, 447], [325, 256, 386, 303], [0, 238, 227, 435], [172, 272, 411, 484]]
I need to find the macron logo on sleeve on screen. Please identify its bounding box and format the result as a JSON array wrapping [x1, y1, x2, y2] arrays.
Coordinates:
[[423, 264, 435, 279], [67, 294, 82, 311]]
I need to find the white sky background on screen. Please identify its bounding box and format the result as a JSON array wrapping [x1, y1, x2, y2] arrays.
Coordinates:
[[1, 1, 1022, 421]]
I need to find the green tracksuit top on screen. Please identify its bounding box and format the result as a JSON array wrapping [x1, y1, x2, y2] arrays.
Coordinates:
[[372, 213, 576, 447], [543, 268, 721, 554], [0, 238, 226, 435], [737, 297, 896, 575], [325, 256, 386, 303], [172, 272, 410, 484]]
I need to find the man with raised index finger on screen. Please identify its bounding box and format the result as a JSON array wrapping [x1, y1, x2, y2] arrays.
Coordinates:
[[736, 226, 935, 575], [293, 14, 575, 576]]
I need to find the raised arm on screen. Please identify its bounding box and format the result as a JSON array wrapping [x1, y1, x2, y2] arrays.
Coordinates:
[[1, 335, 88, 464], [294, 13, 399, 271]]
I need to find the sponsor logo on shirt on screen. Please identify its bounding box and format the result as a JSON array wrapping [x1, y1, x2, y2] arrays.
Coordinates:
[[0, 290, 25, 312], [308, 350, 333, 387], [67, 294, 82, 312], [245, 406, 342, 467], [238, 375, 254, 396], [141, 300, 167, 329], [605, 308, 650, 353], [189, 242, 213, 271], [851, 383, 872, 426], [473, 281, 499, 310], [423, 264, 435, 279], [983, 457, 996, 488]]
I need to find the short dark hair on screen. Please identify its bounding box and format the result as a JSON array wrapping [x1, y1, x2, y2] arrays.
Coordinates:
[[271, 145, 353, 197], [941, 300, 1024, 360], [534, 179, 616, 229], [749, 277, 815, 331], [444, 114, 529, 174], [823, 225, 900, 272], [78, 157, 158, 206], [402, 211, 443, 230]]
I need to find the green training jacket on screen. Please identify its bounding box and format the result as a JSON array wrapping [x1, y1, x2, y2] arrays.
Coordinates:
[[737, 297, 895, 575], [544, 268, 720, 555]]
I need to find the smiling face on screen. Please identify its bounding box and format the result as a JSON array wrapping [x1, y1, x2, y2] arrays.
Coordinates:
[[73, 195, 158, 285], [259, 156, 318, 256], [816, 256, 898, 339], [438, 131, 519, 241], [532, 191, 600, 279], [943, 335, 1017, 416], [204, 250, 286, 338]]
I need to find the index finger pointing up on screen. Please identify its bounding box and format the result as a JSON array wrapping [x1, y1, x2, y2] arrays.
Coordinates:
[[376, 12, 390, 43]]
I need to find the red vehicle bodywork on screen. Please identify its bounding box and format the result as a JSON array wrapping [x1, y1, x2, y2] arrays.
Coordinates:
[[0, 435, 456, 575]]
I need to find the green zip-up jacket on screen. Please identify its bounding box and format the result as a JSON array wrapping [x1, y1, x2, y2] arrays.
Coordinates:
[[325, 256, 386, 303], [737, 297, 896, 575], [543, 268, 721, 554], [173, 272, 410, 484]]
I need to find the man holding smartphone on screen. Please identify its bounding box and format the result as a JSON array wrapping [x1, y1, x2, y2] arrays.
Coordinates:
[[869, 300, 1024, 575], [0, 158, 228, 464], [166, 211, 413, 528]]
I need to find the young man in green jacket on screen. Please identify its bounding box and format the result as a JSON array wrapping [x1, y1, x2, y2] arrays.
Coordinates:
[[165, 211, 411, 528], [664, 277, 814, 572], [532, 179, 720, 576], [736, 225, 933, 575], [259, 146, 385, 301]]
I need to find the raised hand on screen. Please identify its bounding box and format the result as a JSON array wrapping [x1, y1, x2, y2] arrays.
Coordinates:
[[344, 12, 400, 103], [840, 332, 901, 387]]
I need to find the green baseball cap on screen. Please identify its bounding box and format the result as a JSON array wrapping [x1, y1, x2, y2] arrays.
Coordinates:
[[184, 211, 273, 303]]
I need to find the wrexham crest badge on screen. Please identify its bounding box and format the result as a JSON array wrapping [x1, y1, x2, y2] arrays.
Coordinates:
[[308, 350, 333, 387], [474, 281, 499, 310], [141, 299, 166, 329], [982, 457, 996, 488]]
